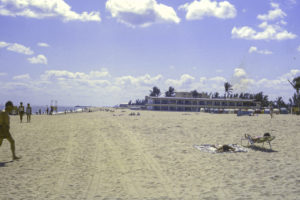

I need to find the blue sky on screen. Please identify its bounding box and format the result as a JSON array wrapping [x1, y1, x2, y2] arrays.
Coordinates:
[[0, 0, 300, 106]]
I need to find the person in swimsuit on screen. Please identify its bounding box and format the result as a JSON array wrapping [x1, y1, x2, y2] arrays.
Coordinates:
[[0, 101, 20, 160], [26, 103, 32, 123], [18, 102, 25, 123]]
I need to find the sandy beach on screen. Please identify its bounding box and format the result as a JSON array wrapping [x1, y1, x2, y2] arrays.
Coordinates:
[[0, 110, 300, 200]]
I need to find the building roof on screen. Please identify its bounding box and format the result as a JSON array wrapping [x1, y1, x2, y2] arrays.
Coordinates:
[[146, 96, 259, 102]]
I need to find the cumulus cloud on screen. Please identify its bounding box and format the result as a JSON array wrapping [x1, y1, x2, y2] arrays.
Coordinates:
[[179, 0, 237, 20], [13, 74, 31, 80], [2, 68, 300, 105], [248, 46, 273, 55], [0, 41, 34, 55], [115, 74, 163, 87], [41, 69, 111, 81], [232, 21, 296, 40], [232, 3, 296, 41], [106, 0, 180, 27], [37, 42, 49, 47], [165, 74, 195, 88], [28, 54, 48, 64], [231, 69, 255, 92], [257, 3, 286, 21], [209, 76, 226, 82], [0, 0, 101, 22], [0, 41, 9, 48], [233, 68, 246, 77]]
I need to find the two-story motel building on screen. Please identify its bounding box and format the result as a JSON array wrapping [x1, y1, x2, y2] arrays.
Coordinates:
[[145, 92, 261, 112]]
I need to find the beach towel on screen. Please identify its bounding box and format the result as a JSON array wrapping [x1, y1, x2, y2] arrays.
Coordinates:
[[193, 144, 248, 153]]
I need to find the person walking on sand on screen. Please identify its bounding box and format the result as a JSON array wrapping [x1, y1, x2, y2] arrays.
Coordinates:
[[26, 103, 32, 123], [0, 101, 20, 160], [18, 102, 24, 123]]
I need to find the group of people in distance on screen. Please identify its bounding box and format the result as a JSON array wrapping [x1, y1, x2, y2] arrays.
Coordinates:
[[18, 102, 32, 123]]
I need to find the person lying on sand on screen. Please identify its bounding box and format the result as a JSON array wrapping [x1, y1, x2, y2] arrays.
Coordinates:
[[0, 101, 21, 160], [212, 144, 235, 153]]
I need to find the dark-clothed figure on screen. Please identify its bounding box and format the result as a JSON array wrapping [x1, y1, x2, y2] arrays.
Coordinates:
[[0, 101, 20, 160], [18, 102, 24, 123]]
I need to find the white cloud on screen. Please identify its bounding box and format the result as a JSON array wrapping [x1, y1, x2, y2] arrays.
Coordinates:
[[0, 41, 9, 48], [106, 0, 180, 28], [0, 0, 101, 22], [0, 42, 34, 55], [115, 74, 163, 87], [41, 69, 111, 81], [28, 54, 48, 64], [37, 42, 49, 47], [0, 72, 7, 76], [2, 68, 300, 105], [297, 45, 300, 52], [233, 68, 246, 77], [13, 74, 31, 80], [210, 76, 226, 82], [232, 22, 297, 40], [165, 74, 195, 88], [89, 69, 111, 79], [179, 0, 237, 20], [257, 3, 286, 21], [232, 3, 296, 41], [248, 46, 273, 55]]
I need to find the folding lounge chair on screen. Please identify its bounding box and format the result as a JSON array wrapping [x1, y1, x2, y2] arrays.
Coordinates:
[[243, 134, 276, 149]]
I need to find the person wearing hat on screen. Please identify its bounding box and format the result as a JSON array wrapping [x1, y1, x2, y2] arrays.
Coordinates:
[[0, 101, 20, 160]]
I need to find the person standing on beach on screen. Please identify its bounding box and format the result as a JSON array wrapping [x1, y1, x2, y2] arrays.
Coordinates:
[[26, 103, 32, 123], [270, 106, 274, 119], [0, 101, 20, 160], [18, 102, 24, 123]]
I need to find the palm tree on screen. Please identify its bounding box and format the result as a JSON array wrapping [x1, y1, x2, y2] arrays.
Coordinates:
[[149, 86, 161, 97], [224, 82, 233, 98], [289, 76, 300, 112], [165, 86, 175, 97], [191, 90, 199, 98]]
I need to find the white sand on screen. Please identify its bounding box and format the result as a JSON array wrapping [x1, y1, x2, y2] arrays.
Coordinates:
[[0, 110, 300, 199]]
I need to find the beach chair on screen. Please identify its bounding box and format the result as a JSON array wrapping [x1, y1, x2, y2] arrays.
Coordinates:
[[243, 134, 275, 149]]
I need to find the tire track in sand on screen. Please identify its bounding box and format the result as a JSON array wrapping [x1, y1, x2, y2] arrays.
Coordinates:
[[51, 126, 74, 198], [115, 120, 179, 199], [84, 118, 141, 199]]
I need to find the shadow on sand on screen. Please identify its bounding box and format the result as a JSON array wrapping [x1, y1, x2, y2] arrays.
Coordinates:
[[247, 145, 278, 153], [0, 160, 13, 167]]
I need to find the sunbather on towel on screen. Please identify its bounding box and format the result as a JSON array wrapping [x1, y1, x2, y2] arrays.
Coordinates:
[[212, 144, 235, 152]]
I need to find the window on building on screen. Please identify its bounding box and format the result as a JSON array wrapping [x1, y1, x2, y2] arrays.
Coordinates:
[[199, 101, 205, 105], [222, 102, 228, 106], [161, 100, 168, 104], [185, 100, 191, 105], [169, 100, 176, 104], [154, 100, 160, 104], [177, 100, 184, 105], [214, 101, 220, 106], [229, 102, 235, 106], [161, 106, 168, 111], [169, 107, 176, 111]]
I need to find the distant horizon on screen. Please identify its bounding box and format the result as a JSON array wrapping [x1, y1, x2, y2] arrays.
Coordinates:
[[1, 0, 300, 106]]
